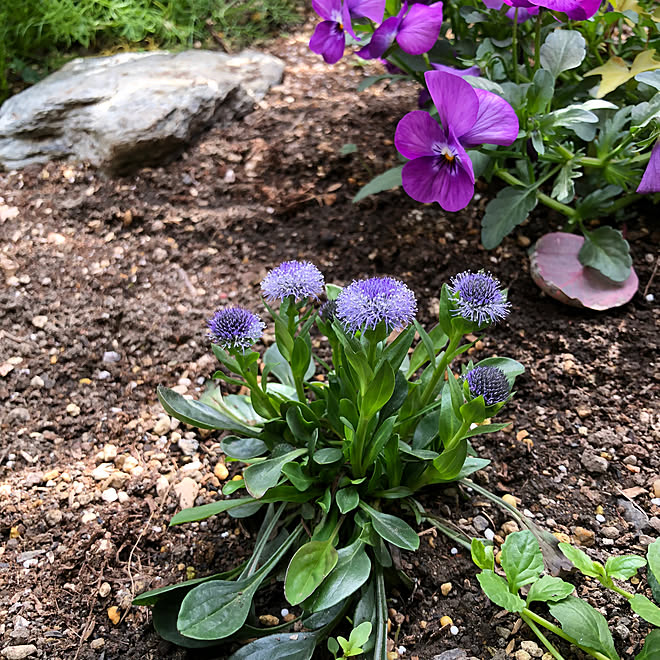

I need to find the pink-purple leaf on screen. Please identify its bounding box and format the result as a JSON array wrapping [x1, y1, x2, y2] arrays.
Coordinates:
[[530, 232, 638, 310]]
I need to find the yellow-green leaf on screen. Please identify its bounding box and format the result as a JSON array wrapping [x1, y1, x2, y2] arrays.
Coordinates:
[[586, 50, 660, 98]]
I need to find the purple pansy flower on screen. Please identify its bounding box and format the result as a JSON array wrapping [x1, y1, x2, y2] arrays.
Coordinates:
[[465, 366, 510, 405], [357, 1, 444, 59], [419, 64, 481, 107], [500, 0, 601, 19], [261, 260, 325, 302], [482, 0, 539, 20], [395, 71, 519, 212], [207, 307, 266, 352], [637, 142, 660, 194], [310, 0, 386, 64], [336, 277, 417, 334]]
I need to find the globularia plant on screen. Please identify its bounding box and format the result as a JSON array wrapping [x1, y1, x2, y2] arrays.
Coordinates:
[[310, 0, 660, 290], [134, 260, 524, 658]]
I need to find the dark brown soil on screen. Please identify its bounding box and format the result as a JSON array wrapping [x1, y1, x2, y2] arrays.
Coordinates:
[[1, 25, 658, 660]]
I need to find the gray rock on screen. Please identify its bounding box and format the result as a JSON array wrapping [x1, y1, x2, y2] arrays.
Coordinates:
[[1, 645, 38, 660], [0, 50, 283, 173], [102, 351, 121, 364], [473, 515, 489, 533], [580, 450, 608, 474], [432, 651, 468, 660], [7, 407, 30, 423], [617, 498, 649, 531]]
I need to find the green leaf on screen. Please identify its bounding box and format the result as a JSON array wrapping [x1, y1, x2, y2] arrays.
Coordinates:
[[559, 543, 603, 578], [501, 530, 544, 593], [361, 361, 395, 419], [647, 537, 660, 584], [475, 357, 524, 388], [158, 386, 257, 435], [228, 632, 318, 660], [349, 621, 372, 648], [285, 541, 339, 606], [481, 187, 538, 249], [605, 555, 646, 581], [477, 570, 525, 613], [170, 497, 258, 525], [178, 578, 261, 640], [630, 595, 660, 627], [649, 568, 660, 606], [548, 596, 619, 660], [152, 594, 221, 648], [281, 463, 314, 491], [432, 439, 468, 481], [307, 541, 371, 612], [551, 160, 581, 204], [313, 448, 344, 464], [579, 226, 632, 282], [336, 487, 360, 514], [244, 448, 307, 499], [353, 166, 403, 203], [359, 502, 419, 551], [526, 575, 574, 604], [540, 29, 586, 78], [341, 143, 358, 155], [471, 538, 494, 571], [456, 456, 490, 479], [221, 436, 268, 460], [635, 629, 660, 660]]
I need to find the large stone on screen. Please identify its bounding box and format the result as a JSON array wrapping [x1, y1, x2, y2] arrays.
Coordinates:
[[0, 50, 284, 173]]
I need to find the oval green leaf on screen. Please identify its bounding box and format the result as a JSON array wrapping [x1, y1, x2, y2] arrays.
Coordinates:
[[285, 541, 339, 606]]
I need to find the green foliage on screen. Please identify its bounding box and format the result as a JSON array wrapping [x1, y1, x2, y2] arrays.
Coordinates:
[[0, 0, 301, 101]]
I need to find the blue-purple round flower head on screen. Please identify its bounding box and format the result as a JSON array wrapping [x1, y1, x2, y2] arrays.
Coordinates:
[[319, 299, 338, 323], [465, 366, 510, 406], [336, 277, 417, 334], [260, 260, 325, 302], [207, 307, 265, 352], [450, 271, 511, 325]]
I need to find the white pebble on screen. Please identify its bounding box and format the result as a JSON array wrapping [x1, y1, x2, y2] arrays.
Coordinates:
[[280, 608, 289, 618], [558, 465, 567, 473], [596, 514, 606, 523], [523, 509, 535, 518], [450, 625, 459, 635], [221, 531, 230, 538], [651, 498, 660, 506], [645, 294, 654, 302], [398, 645, 406, 655], [450, 547, 458, 555], [484, 529, 495, 541]]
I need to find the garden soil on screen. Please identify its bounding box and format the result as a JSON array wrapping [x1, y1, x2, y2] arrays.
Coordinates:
[[1, 24, 658, 660]]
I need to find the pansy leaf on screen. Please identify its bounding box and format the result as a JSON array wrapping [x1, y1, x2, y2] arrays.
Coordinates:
[[548, 597, 619, 660], [578, 226, 632, 283], [471, 538, 494, 571], [647, 537, 660, 584], [635, 629, 660, 660], [526, 575, 574, 604], [477, 570, 525, 613], [559, 543, 604, 578], [540, 30, 586, 78], [630, 595, 660, 627], [353, 165, 404, 203], [500, 530, 544, 594], [481, 186, 538, 249], [605, 555, 646, 580]]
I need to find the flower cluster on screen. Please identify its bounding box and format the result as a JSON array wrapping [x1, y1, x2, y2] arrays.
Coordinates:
[[207, 307, 265, 352], [261, 260, 325, 302], [465, 365, 511, 405], [336, 276, 417, 333], [450, 271, 511, 325]]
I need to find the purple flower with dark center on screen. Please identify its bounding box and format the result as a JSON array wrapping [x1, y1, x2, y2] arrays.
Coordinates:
[[357, 1, 444, 59], [336, 276, 417, 333], [395, 71, 519, 212], [450, 271, 511, 325], [637, 142, 660, 194], [261, 260, 325, 302], [319, 299, 338, 322], [310, 0, 386, 64], [465, 366, 510, 405], [482, 0, 539, 20], [500, 0, 601, 19], [207, 307, 265, 351]]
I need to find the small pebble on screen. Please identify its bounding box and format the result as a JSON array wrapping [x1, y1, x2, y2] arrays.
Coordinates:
[[595, 514, 606, 523], [646, 293, 654, 302], [397, 646, 406, 655], [440, 616, 453, 627], [450, 626, 459, 636], [280, 608, 289, 617], [102, 488, 118, 503], [440, 582, 452, 596], [90, 638, 105, 650], [484, 529, 495, 541], [502, 494, 517, 508], [450, 547, 458, 555], [258, 614, 279, 627], [98, 582, 111, 598], [103, 351, 121, 363], [1, 645, 38, 660]]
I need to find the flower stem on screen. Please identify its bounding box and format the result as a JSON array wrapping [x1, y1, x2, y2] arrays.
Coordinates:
[[512, 8, 520, 83], [534, 10, 543, 73], [521, 613, 566, 660], [417, 334, 461, 411]]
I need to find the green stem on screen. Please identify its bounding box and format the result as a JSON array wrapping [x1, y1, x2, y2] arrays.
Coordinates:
[[425, 517, 472, 551], [351, 413, 372, 478], [605, 580, 634, 599], [522, 609, 612, 660], [417, 334, 461, 411], [512, 8, 520, 83], [534, 10, 543, 73], [521, 614, 566, 660]]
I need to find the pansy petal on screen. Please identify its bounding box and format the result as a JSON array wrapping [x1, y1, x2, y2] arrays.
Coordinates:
[[395, 110, 445, 160], [401, 157, 443, 204], [529, 0, 596, 15], [431, 63, 481, 77], [432, 140, 476, 212], [637, 142, 660, 194], [460, 88, 519, 147], [310, 21, 346, 64], [502, 0, 535, 6], [312, 0, 341, 20], [396, 2, 444, 56], [347, 0, 386, 21], [356, 16, 400, 59], [424, 70, 479, 138], [483, 0, 504, 8]]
